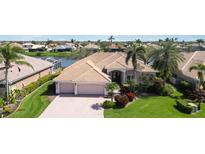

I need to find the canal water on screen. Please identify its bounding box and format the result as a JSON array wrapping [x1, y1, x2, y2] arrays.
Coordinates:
[[39, 57, 76, 68]]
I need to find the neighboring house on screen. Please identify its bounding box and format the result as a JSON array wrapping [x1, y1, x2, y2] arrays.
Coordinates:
[[176, 51, 205, 87], [65, 43, 77, 50], [22, 43, 46, 52], [84, 43, 100, 52], [109, 43, 126, 52], [54, 52, 157, 96], [22, 42, 34, 49], [0, 55, 54, 96], [54, 43, 76, 52]]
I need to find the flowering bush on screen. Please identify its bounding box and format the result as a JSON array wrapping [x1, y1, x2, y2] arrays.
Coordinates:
[[127, 92, 136, 101], [114, 95, 129, 108]]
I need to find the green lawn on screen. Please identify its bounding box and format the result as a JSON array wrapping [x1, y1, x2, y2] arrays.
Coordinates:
[[9, 81, 54, 118], [104, 96, 205, 118], [23, 51, 81, 58]]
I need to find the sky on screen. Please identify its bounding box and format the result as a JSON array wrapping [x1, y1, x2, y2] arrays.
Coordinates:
[[0, 35, 205, 42]]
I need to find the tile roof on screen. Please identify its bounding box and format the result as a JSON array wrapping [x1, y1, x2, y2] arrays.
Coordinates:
[[54, 52, 156, 83], [0, 55, 53, 84], [84, 43, 100, 49], [178, 51, 205, 81]]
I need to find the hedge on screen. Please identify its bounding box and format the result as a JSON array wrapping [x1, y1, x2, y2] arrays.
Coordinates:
[[16, 72, 60, 100], [176, 99, 196, 114], [102, 100, 116, 109]]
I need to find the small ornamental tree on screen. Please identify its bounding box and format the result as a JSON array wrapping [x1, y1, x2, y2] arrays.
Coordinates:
[[106, 82, 120, 102]]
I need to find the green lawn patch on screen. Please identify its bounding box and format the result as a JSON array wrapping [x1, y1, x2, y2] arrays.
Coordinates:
[[9, 81, 54, 118], [23, 51, 81, 58], [104, 96, 205, 118]]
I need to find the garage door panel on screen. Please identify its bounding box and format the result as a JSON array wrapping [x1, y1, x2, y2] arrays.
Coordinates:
[[60, 83, 74, 93], [78, 84, 104, 95]]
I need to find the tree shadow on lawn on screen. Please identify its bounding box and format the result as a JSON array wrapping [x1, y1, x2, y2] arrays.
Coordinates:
[[41, 83, 57, 102]]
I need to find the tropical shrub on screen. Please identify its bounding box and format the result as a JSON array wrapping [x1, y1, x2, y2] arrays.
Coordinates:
[[127, 92, 136, 101], [106, 82, 120, 102], [161, 84, 175, 96], [120, 85, 130, 94], [9, 90, 16, 104], [188, 90, 205, 102], [135, 77, 164, 94], [115, 95, 129, 108], [176, 99, 196, 114], [0, 98, 5, 107], [3, 105, 12, 114], [102, 100, 116, 109], [170, 89, 183, 99], [152, 77, 164, 94], [178, 80, 193, 94], [135, 83, 150, 93]]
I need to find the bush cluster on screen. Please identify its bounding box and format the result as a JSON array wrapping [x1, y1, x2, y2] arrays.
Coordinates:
[[176, 99, 196, 114], [160, 84, 175, 96], [114, 95, 129, 108], [177, 80, 193, 94], [102, 100, 116, 109], [134, 77, 164, 94]]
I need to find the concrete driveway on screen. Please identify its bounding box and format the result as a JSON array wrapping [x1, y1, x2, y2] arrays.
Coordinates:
[[40, 95, 108, 118]]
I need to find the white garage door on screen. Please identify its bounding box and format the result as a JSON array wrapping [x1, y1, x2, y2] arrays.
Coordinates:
[[78, 84, 105, 95], [59, 83, 74, 94]]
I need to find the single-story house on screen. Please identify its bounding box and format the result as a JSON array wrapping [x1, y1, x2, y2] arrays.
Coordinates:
[[22, 43, 46, 52], [22, 42, 34, 49], [54, 44, 76, 52], [84, 43, 100, 52], [0, 55, 54, 96], [176, 51, 205, 88], [54, 52, 157, 95], [109, 43, 126, 52]]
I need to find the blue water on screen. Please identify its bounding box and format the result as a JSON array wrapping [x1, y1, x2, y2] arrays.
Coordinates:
[[40, 57, 76, 68], [55, 57, 76, 68]]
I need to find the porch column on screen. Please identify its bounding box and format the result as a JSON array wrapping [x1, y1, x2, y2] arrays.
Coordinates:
[[74, 83, 78, 95], [122, 71, 126, 84], [104, 87, 108, 96], [56, 82, 60, 94]]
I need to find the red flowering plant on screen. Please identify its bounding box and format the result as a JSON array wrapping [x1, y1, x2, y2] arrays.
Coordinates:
[[127, 92, 136, 102]]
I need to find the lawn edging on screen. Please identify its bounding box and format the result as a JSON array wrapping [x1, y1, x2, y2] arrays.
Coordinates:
[[7, 81, 52, 118]]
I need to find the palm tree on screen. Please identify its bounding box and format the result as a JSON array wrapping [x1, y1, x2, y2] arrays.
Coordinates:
[[189, 64, 205, 87], [149, 40, 184, 82], [108, 35, 115, 43], [70, 38, 75, 43], [189, 64, 205, 110], [0, 44, 33, 103], [106, 82, 119, 102], [196, 39, 204, 47], [126, 43, 146, 83], [135, 39, 142, 45]]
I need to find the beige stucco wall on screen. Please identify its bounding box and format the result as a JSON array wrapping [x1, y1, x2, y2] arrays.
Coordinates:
[[11, 68, 52, 90], [125, 70, 156, 84], [125, 70, 141, 83]]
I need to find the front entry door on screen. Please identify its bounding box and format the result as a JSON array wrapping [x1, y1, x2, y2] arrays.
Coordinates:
[[111, 71, 122, 84]]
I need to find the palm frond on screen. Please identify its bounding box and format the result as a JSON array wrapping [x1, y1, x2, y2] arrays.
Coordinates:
[[125, 50, 133, 64], [15, 60, 34, 70]]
